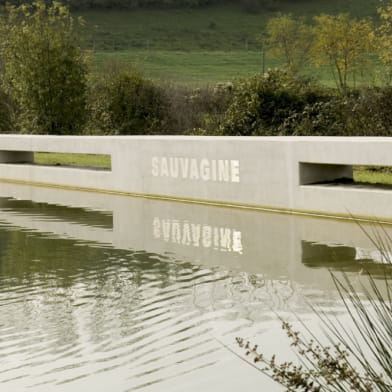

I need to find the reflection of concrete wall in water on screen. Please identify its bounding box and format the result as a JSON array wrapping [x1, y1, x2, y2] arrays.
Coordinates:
[[1, 182, 392, 292], [302, 242, 357, 268], [1, 135, 392, 221], [302, 241, 392, 275], [152, 217, 243, 254], [0, 197, 112, 228]]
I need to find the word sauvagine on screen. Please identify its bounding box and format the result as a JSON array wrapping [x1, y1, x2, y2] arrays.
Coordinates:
[[151, 156, 240, 183]]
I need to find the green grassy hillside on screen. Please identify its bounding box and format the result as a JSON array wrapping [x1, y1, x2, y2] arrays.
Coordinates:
[[77, 0, 382, 83], [94, 50, 343, 85], [79, 1, 379, 51]]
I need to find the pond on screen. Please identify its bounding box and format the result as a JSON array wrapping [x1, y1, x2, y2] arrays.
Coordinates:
[[0, 182, 390, 392]]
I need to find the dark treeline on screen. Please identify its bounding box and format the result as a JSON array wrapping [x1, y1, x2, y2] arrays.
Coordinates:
[[0, 0, 298, 11]]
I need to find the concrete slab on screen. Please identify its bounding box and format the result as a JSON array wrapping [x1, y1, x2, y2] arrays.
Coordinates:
[[1, 135, 392, 221]]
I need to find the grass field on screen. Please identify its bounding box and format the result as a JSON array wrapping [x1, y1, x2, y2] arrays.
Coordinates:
[[94, 50, 386, 86], [76, 0, 382, 84], [93, 50, 344, 85], [354, 166, 392, 185], [78, 1, 379, 52], [34, 153, 111, 168], [94, 50, 276, 84]]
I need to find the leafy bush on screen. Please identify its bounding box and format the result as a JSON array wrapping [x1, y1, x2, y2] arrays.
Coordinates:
[[0, 0, 284, 11], [162, 82, 233, 135], [0, 86, 16, 134], [279, 97, 348, 136], [0, 1, 88, 135], [219, 69, 328, 136], [89, 66, 169, 135], [346, 87, 392, 136]]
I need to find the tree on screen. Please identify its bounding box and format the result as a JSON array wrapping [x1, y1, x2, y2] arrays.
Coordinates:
[[0, 83, 15, 134], [377, 4, 392, 83], [89, 64, 169, 135], [0, 1, 89, 134], [265, 14, 314, 74], [312, 14, 376, 95]]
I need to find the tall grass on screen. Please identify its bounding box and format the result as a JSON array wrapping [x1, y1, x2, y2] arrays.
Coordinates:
[[236, 226, 392, 391]]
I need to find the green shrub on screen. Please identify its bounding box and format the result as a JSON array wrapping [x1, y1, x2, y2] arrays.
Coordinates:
[[0, 0, 282, 11], [89, 66, 169, 135], [279, 97, 348, 136], [219, 69, 327, 136], [0, 86, 16, 134], [159, 85, 209, 134], [270, 86, 392, 137], [346, 87, 392, 136], [0, 1, 88, 135], [162, 82, 233, 135]]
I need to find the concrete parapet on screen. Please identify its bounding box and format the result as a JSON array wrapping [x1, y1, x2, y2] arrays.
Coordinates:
[[0, 135, 391, 221]]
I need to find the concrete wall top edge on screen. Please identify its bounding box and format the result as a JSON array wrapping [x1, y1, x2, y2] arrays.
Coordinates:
[[1, 135, 392, 164], [1, 134, 392, 142]]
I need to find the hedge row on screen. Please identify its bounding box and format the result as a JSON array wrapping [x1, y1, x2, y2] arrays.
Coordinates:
[[0, 0, 282, 10], [2, 67, 392, 137]]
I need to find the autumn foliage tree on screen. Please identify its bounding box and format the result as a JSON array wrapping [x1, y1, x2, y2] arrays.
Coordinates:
[[377, 4, 392, 83], [312, 14, 376, 94], [0, 1, 89, 134], [265, 14, 314, 74]]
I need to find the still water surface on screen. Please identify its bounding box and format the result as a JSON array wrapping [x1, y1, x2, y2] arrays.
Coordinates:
[[0, 182, 390, 392]]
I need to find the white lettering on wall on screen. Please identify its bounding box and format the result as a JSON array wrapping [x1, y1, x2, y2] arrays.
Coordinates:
[[151, 156, 159, 177], [153, 217, 243, 254], [151, 157, 240, 183]]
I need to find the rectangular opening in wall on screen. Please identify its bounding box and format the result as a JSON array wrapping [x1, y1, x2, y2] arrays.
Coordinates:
[[299, 162, 353, 186], [300, 163, 392, 190], [34, 152, 111, 171]]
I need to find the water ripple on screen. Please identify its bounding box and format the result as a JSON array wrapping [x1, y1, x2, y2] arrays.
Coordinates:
[[0, 220, 345, 392]]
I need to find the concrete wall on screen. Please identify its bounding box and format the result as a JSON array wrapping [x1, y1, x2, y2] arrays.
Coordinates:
[[1, 135, 392, 221]]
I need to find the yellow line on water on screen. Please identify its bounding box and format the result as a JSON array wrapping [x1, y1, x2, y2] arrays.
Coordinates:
[[1, 177, 392, 225]]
